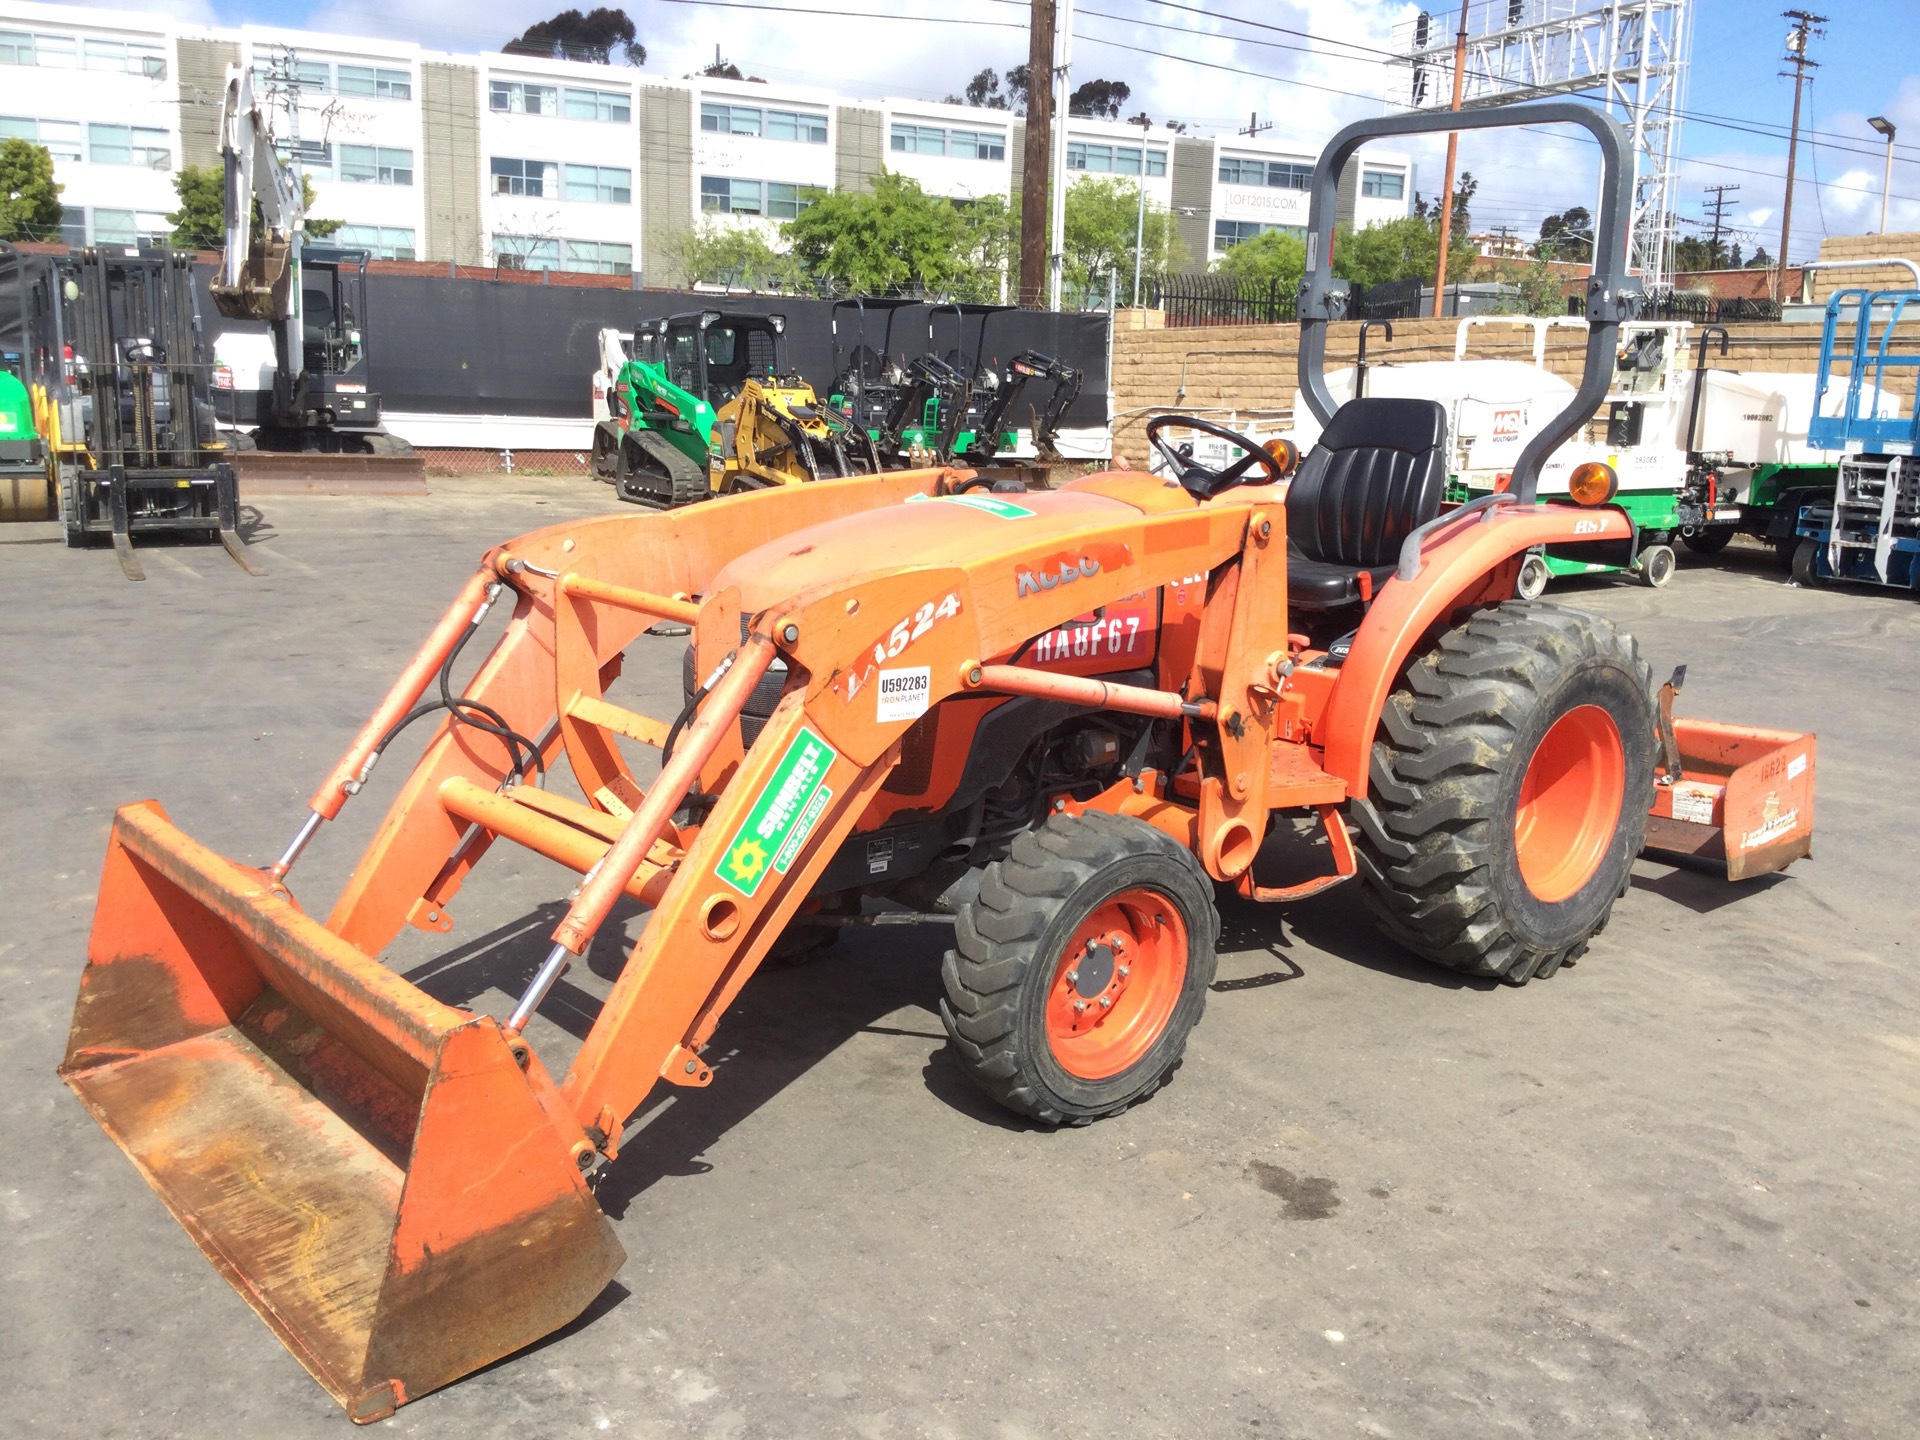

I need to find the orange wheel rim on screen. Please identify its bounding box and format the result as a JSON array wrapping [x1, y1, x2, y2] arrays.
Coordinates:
[[1513, 703, 1626, 903], [1045, 889, 1189, 1081]]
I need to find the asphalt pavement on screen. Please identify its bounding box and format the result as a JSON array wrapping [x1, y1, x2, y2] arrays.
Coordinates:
[[2, 479, 1915, 1439]]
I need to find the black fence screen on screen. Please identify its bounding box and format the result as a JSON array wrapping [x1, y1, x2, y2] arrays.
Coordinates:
[[187, 271, 1113, 432]]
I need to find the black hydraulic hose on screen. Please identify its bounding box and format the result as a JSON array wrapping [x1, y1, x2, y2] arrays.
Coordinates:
[[366, 599, 547, 783]]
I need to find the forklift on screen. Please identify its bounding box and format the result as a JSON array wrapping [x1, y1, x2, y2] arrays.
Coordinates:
[[5, 242, 258, 580]]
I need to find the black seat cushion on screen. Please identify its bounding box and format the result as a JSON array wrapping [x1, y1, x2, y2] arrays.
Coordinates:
[[1285, 397, 1448, 610]]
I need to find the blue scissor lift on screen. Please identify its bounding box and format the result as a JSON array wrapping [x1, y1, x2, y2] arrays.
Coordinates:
[[1794, 289, 1920, 589]]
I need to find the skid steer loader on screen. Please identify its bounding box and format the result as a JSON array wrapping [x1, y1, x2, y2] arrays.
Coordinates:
[[62, 104, 1819, 1423]]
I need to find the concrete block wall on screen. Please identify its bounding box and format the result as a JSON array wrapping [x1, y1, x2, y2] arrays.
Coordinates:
[[1110, 318, 1839, 460], [1811, 233, 1920, 298]]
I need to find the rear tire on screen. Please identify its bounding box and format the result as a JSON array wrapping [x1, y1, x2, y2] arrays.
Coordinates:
[[57, 462, 85, 548], [1638, 544, 1676, 588], [1791, 538, 1821, 586], [1682, 527, 1732, 556], [941, 812, 1218, 1125], [1350, 603, 1656, 985]]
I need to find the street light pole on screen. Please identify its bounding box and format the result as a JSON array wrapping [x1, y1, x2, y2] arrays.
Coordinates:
[[1131, 117, 1149, 308], [1869, 116, 1897, 234]]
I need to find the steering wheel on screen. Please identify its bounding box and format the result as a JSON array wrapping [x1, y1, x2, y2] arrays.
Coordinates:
[[1146, 415, 1292, 499]]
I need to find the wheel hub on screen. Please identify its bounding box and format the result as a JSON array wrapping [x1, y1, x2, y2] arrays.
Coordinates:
[[1073, 939, 1117, 997]]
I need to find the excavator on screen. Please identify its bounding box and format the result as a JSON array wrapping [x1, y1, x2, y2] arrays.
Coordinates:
[[209, 65, 415, 464], [61, 104, 1819, 1422], [593, 309, 878, 507]]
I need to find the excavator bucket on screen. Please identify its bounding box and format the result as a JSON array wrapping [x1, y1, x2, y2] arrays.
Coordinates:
[[1644, 719, 1816, 881], [61, 801, 624, 1424]]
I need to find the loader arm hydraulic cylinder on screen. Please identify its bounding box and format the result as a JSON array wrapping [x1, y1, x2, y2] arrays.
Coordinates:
[[509, 631, 779, 1031]]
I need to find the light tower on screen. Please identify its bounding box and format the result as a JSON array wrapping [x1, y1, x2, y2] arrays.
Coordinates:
[[1387, 0, 1694, 287]]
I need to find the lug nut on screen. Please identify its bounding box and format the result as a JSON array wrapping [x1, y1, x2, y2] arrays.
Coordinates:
[[1099, 996, 1113, 1009], [1067, 968, 1080, 984], [1073, 1000, 1087, 1013], [1110, 935, 1126, 953], [1118, 966, 1131, 979]]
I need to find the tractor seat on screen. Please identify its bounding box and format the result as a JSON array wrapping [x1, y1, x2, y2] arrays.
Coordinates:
[[1285, 397, 1448, 611]]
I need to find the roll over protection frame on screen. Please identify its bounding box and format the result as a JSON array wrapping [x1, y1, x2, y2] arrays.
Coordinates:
[[1293, 101, 1641, 507]]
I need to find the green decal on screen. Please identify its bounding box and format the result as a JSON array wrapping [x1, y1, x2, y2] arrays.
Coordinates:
[[907, 493, 1035, 520], [717, 726, 838, 897]]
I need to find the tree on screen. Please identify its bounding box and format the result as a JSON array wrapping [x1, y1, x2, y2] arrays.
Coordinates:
[[1534, 205, 1592, 262], [948, 194, 1019, 303], [659, 220, 805, 291], [947, 64, 1029, 115], [1061, 176, 1184, 301], [1491, 256, 1570, 315], [1213, 228, 1306, 300], [1069, 78, 1131, 119], [505, 7, 644, 65], [782, 171, 968, 296], [1744, 245, 1772, 269], [167, 164, 341, 252], [1413, 170, 1477, 236], [1332, 213, 1474, 288], [0, 138, 62, 243]]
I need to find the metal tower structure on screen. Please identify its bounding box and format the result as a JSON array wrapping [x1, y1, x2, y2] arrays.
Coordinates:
[[1387, 0, 1694, 286]]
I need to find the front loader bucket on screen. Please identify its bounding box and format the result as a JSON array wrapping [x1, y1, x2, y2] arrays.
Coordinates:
[[1644, 720, 1816, 880], [61, 802, 625, 1423]]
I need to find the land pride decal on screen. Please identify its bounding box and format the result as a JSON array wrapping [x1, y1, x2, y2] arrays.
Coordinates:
[[717, 726, 838, 897]]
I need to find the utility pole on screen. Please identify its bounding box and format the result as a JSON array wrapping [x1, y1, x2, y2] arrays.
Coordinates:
[[1430, 0, 1470, 319], [1775, 9, 1824, 301], [1131, 115, 1150, 308], [1019, 0, 1054, 309], [1047, 0, 1074, 311], [1703, 183, 1739, 267], [1238, 112, 1272, 139]]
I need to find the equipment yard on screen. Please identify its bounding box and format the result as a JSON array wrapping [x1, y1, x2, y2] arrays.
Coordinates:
[[4, 479, 1916, 1438]]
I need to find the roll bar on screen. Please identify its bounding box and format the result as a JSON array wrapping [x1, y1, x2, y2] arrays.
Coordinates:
[[1296, 102, 1641, 505]]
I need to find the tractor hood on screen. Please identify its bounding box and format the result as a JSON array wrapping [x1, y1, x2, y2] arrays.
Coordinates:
[[711, 488, 1156, 615]]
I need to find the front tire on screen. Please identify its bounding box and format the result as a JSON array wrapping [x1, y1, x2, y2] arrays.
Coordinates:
[[1638, 543, 1676, 588], [941, 812, 1218, 1125], [1350, 603, 1657, 985], [1791, 538, 1821, 586]]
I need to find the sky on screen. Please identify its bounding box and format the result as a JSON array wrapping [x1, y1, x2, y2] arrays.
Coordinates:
[[90, 0, 1920, 263]]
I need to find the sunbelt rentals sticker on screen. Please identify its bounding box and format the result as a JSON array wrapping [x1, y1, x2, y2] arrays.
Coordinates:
[[717, 726, 837, 897]]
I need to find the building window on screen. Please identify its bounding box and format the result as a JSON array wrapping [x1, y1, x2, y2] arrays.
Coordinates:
[[563, 87, 630, 122], [274, 138, 332, 175], [335, 224, 417, 260], [0, 116, 83, 162], [0, 31, 76, 68], [490, 80, 557, 116], [563, 163, 631, 204], [59, 214, 86, 246], [702, 175, 761, 214], [565, 239, 633, 274], [337, 65, 411, 100], [891, 123, 1005, 161], [1218, 156, 1311, 189], [88, 124, 170, 169], [766, 181, 810, 219], [491, 156, 557, 198], [92, 208, 171, 246], [890, 124, 943, 156], [764, 108, 827, 144], [700, 177, 814, 218], [81, 37, 166, 78], [1067, 142, 1164, 176], [494, 234, 561, 271], [701, 102, 760, 136], [1361, 169, 1405, 199], [341, 144, 414, 185], [1213, 220, 1303, 252], [703, 103, 825, 142]]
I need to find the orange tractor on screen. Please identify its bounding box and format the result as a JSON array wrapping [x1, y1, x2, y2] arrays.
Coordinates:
[[61, 105, 1816, 1422]]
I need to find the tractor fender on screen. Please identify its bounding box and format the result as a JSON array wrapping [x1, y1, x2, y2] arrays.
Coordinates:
[[1317, 502, 1636, 800]]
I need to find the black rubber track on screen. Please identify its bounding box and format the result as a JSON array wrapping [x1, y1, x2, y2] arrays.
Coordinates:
[[940, 810, 1219, 1126], [1348, 602, 1657, 985], [617, 428, 709, 509]]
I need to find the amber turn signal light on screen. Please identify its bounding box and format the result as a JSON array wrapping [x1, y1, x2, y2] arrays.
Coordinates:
[[1568, 461, 1619, 506], [1263, 437, 1300, 476]]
